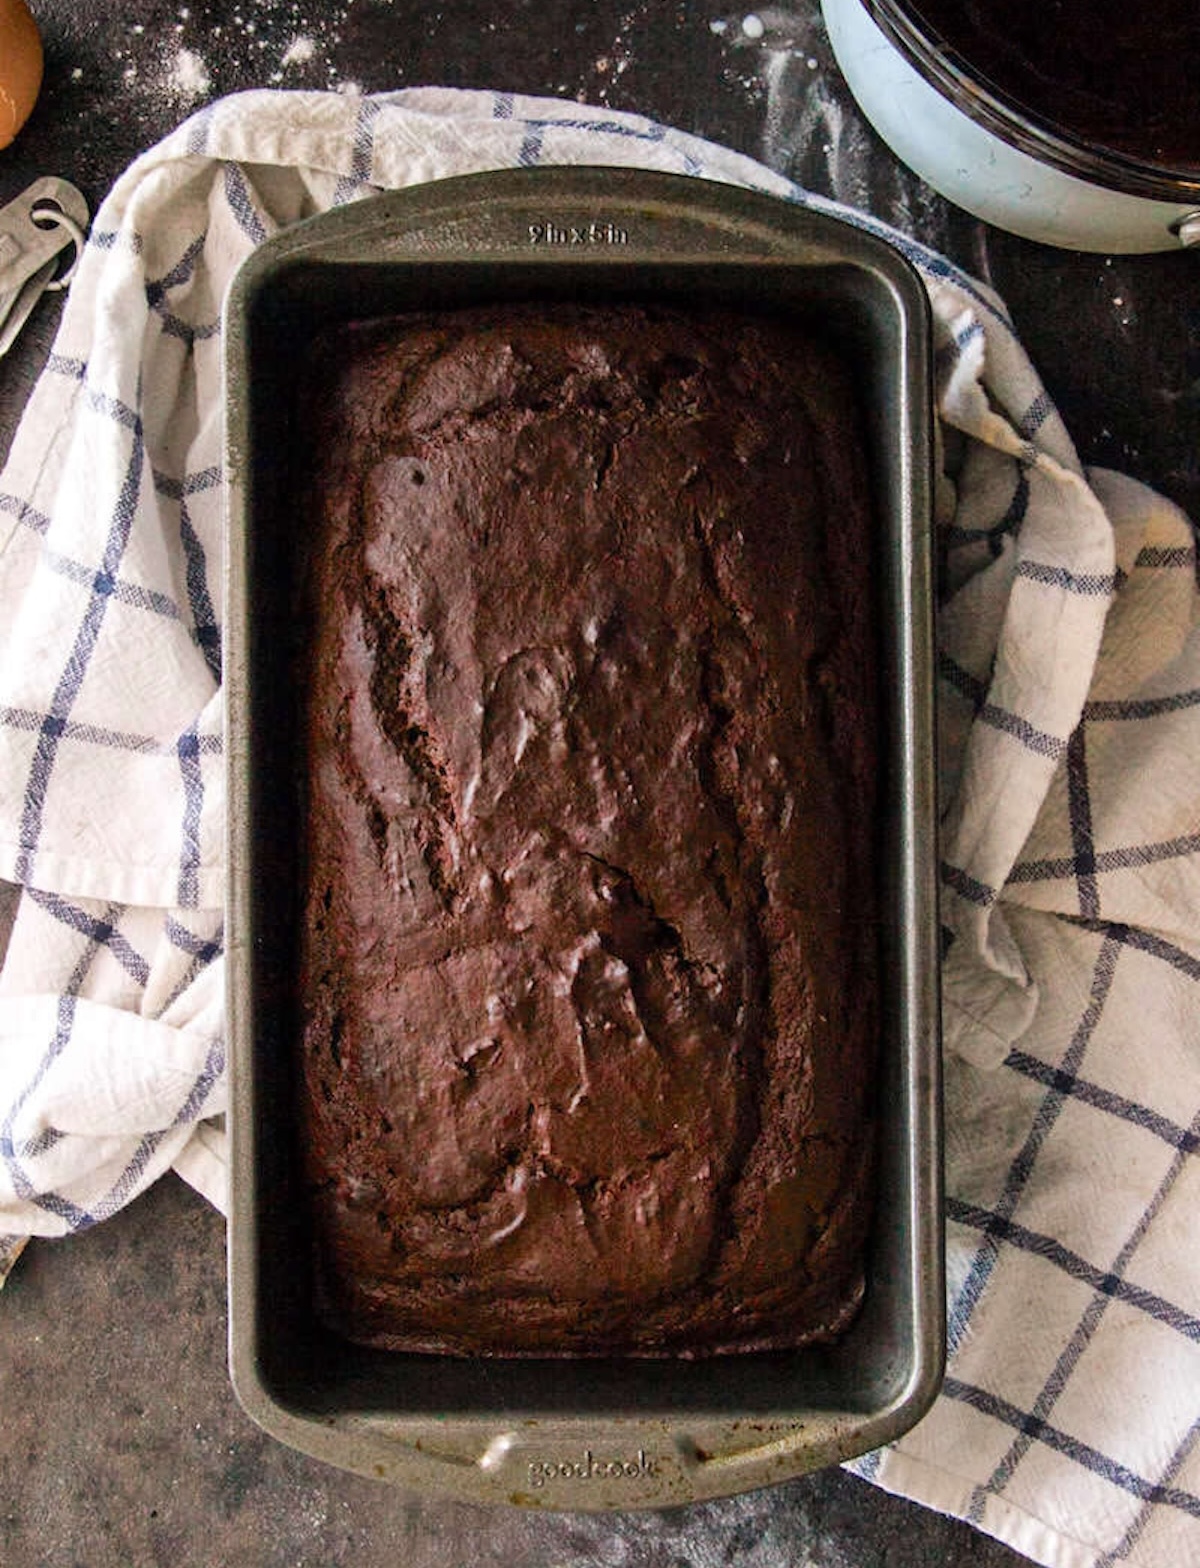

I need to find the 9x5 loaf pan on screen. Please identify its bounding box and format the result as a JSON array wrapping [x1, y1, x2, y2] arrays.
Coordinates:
[[222, 165, 943, 1509]]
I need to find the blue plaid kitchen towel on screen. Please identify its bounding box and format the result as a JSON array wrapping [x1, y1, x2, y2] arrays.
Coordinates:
[[1, 88, 1198, 1568]]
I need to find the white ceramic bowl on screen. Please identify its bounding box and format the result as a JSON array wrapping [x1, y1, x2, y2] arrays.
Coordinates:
[[822, 0, 1200, 252]]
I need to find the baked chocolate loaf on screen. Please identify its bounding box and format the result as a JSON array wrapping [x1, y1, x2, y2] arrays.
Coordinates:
[[297, 303, 878, 1356]]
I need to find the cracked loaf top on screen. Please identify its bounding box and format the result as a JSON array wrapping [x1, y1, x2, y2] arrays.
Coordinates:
[[296, 303, 879, 1356]]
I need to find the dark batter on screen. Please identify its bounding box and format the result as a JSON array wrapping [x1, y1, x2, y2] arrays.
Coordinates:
[[296, 304, 878, 1356], [907, 0, 1200, 175]]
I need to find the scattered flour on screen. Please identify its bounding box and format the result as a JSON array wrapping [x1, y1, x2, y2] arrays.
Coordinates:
[[170, 47, 211, 100], [281, 35, 317, 68], [588, 1, 649, 105]]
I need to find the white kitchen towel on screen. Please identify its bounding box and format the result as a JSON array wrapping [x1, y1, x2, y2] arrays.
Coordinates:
[[0, 88, 1197, 1568]]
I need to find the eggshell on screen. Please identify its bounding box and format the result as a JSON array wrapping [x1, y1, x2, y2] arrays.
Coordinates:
[[0, 0, 43, 149]]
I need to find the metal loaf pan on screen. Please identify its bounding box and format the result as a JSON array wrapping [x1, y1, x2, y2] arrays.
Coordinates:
[[223, 166, 942, 1509]]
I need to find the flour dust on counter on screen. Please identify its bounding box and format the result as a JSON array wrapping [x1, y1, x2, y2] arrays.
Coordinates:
[[585, 0, 653, 105], [710, 3, 968, 260]]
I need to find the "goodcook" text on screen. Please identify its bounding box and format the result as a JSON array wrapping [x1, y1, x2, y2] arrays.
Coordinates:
[[527, 1448, 660, 1488]]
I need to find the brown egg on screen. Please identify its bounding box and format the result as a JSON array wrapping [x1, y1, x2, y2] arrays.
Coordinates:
[[0, 0, 43, 149]]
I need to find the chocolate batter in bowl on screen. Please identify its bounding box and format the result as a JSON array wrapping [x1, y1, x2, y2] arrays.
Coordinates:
[[907, 0, 1200, 180], [823, 0, 1200, 250]]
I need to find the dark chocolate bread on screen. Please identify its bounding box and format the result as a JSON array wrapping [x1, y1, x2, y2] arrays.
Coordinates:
[[297, 304, 878, 1356]]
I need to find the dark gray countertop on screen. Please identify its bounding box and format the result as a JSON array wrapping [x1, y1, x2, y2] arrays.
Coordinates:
[[2, 3, 1195, 1565]]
